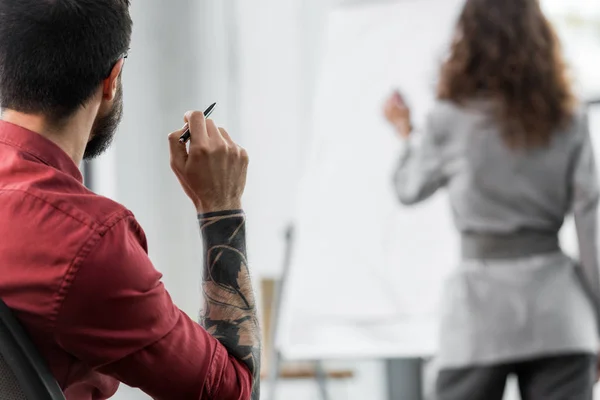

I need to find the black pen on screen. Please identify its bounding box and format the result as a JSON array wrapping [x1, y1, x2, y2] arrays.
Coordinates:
[[179, 102, 217, 143]]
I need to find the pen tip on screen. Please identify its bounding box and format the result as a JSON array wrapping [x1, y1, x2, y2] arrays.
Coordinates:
[[202, 102, 217, 119]]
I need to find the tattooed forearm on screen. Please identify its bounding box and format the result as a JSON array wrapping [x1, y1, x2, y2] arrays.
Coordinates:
[[198, 210, 261, 399]]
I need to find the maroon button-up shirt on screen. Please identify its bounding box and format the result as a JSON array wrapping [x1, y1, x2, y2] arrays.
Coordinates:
[[0, 121, 251, 399]]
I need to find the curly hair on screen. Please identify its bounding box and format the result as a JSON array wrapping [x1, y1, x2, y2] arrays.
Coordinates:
[[437, 0, 577, 148]]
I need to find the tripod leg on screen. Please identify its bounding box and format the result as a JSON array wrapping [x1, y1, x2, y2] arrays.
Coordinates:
[[315, 360, 330, 400], [267, 351, 283, 400]]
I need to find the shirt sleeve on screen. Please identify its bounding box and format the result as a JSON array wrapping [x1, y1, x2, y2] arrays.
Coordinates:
[[53, 215, 252, 400], [393, 109, 448, 205], [571, 111, 600, 334]]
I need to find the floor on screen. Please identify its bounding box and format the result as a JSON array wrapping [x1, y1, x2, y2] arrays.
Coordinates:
[[109, 360, 568, 400], [111, 361, 386, 400]]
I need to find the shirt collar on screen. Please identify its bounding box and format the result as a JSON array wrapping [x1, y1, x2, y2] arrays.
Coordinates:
[[0, 120, 83, 183]]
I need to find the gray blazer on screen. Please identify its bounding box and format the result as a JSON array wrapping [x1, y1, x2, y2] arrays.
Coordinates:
[[394, 100, 600, 367]]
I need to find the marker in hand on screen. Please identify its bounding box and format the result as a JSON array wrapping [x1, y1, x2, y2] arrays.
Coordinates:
[[383, 90, 412, 138], [179, 102, 217, 144]]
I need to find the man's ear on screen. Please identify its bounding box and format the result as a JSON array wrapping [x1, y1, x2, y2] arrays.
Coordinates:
[[102, 59, 125, 102]]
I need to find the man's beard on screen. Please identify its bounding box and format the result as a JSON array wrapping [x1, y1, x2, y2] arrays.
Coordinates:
[[83, 80, 124, 160]]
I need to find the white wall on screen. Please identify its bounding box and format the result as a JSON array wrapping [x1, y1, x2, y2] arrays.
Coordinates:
[[238, 0, 331, 278]]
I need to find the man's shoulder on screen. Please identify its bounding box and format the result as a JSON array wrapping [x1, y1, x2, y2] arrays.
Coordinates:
[[63, 190, 149, 252], [49, 188, 133, 232], [1, 174, 140, 238], [66, 190, 136, 233]]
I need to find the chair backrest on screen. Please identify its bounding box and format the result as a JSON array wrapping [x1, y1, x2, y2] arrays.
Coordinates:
[[0, 298, 65, 400]]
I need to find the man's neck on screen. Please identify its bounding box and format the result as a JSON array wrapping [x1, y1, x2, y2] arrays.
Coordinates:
[[1, 109, 94, 165]]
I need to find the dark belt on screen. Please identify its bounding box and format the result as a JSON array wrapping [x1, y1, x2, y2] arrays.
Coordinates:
[[461, 230, 560, 260]]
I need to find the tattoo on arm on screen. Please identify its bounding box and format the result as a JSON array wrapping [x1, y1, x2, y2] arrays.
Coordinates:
[[198, 210, 261, 399]]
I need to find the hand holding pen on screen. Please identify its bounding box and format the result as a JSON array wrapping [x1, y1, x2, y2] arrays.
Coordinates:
[[179, 102, 217, 143], [168, 104, 249, 213]]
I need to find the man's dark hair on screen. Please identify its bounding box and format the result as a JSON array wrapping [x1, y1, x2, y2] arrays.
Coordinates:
[[0, 0, 132, 122]]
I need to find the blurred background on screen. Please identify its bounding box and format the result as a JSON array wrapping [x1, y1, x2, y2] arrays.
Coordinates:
[[85, 0, 600, 399]]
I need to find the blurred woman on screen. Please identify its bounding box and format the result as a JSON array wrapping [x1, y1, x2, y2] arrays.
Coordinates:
[[383, 0, 599, 399]]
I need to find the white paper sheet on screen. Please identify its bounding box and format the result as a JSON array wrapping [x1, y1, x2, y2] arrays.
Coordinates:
[[278, 0, 464, 360]]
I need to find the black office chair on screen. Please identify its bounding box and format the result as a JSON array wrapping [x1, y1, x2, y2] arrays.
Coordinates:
[[0, 298, 65, 399]]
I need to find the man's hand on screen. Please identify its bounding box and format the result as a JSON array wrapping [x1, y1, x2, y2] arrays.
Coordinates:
[[169, 111, 261, 398], [168, 111, 249, 213], [383, 90, 412, 138]]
